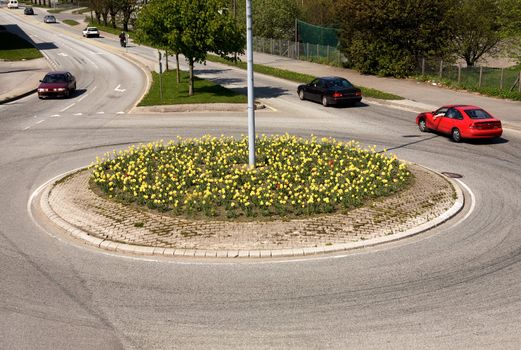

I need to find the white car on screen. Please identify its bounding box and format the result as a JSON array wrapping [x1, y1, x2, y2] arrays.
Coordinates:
[[82, 27, 100, 38], [7, 0, 19, 9]]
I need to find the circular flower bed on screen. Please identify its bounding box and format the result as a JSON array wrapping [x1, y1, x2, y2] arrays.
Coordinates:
[[90, 135, 411, 219]]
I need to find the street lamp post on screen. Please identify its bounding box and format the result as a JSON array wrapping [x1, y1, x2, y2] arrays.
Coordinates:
[[246, 0, 255, 167]]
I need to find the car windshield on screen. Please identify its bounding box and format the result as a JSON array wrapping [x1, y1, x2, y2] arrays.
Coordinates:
[[326, 79, 353, 89], [465, 109, 493, 119], [88, 27, 97, 31], [43, 74, 67, 83]]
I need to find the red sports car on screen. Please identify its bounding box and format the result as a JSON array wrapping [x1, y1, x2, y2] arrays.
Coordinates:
[[416, 105, 502, 142]]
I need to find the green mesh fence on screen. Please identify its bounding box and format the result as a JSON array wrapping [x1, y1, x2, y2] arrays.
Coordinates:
[[297, 19, 338, 47]]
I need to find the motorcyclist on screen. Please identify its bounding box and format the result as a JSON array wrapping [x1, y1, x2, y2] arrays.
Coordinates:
[[119, 32, 127, 47]]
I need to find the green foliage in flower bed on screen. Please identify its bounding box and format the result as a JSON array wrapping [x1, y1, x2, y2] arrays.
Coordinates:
[[90, 135, 411, 220]]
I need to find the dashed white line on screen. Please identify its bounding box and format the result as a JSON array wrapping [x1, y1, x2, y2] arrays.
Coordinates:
[[60, 103, 75, 112], [35, 120, 44, 125], [73, 113, 83, 116], [96, 111, 105, 114], [78, 94, 88, 102], [50, 114, 60, 118]]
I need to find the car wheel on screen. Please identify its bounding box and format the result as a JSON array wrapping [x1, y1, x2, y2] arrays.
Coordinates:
[[298, 89, 305, 101], [418, 119, 428, 132], [322, 95, 328, 107], [451, 128, 462, 143]]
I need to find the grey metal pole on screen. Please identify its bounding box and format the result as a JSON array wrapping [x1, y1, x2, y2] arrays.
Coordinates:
[[246, 0, 255, 167]]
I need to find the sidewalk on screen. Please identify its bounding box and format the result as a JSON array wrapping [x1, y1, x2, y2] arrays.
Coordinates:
[[0, 57, 49, 103]]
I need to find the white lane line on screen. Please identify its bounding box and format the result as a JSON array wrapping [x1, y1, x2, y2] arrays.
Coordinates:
[[96, 111, 105, 114], [73, 113, 83, 116], [58, 52, 69, 57], [35, 120, 44, 125], [116, 111, 125, 114], [450, 179, 476, 229], [78, 94, 88, 102], [60, 103, 75, 112], [50, 114, 60, 118], [91, 86, 98, 93], [114, 84, 126, 92]]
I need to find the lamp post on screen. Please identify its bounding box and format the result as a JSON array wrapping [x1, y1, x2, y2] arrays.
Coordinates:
[[246, 0, 255, 167]]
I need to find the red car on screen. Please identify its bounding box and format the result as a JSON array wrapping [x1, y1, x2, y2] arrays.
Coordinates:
[[37, 71, 76, 99], [416, 105, 502, 142]]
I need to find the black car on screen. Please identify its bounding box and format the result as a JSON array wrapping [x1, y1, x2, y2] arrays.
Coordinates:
[[297, 76, 362, 107], [24, 6, 34, 15]]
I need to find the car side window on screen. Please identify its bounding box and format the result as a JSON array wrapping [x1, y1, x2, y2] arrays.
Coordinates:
[[310, 79, 319, 87], [445, 108, 456, 119], [453, 109, 463, 120]]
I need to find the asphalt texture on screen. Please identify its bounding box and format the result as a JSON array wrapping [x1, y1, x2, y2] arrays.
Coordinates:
[[2, 5, 521, 350]]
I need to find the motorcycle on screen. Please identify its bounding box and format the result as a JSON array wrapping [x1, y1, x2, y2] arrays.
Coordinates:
[[120, 37, 127, 48]]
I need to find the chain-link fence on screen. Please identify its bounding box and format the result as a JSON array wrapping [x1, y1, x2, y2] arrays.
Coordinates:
[[417, 58, 521, 93], [253, 37, 344, 67]]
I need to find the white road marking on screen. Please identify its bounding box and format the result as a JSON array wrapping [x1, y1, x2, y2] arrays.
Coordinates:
[[96, 111, 105, 114], [450, 179, 476, 229], [116, 111, 125, 114], [92, 86, 97, 93], [78, 94, 88, 102], [73, 113, 83, 116], [60, 103, 75, 112], [114, 84, 126, 92], [58, 52, 68, 57], [50, 114, 60, 118]]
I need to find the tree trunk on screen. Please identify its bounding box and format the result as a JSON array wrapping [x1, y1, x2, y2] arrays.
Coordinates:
[[188, 59, 194, 96], [176, 53, 180, 84]]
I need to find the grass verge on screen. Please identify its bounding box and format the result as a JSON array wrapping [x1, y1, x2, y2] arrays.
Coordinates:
[[139, 70, 248, 106], [0, 31, 43, 61], [415, 74, 521, 101], [206, 54, 403, 100], [63, 19, 80, 26]]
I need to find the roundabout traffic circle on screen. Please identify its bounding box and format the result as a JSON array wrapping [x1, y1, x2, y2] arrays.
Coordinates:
[[38, 163, 463, 258]]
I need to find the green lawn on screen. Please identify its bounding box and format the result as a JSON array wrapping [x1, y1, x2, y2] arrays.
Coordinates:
[[0, 31, 43, 61], [63, 19, 80, 26], [139, 70, 248, 106], [206, 54, 403, 100]]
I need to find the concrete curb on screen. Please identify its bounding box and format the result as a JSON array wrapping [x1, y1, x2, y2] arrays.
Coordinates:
[[36, 165, 464, 259]]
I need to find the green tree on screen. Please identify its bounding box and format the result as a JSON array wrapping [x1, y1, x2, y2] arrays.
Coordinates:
[[252, 0, 300, 40], [498, 0, 521, 63], [451, 0, 503, 66], [135, 0, 245, 96], [334, 0, 455, 77]]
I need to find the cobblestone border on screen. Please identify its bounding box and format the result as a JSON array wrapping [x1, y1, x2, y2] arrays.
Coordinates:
[[38, 164, 463, 258]]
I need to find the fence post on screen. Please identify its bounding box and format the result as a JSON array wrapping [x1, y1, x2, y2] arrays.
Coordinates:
[[271, 38, 273, 55], [479, 66, 483, 88], [422, 58, 425, 75], [500, 68, 504, 90], [439, 60, 443, 79], [306, 42, 309, 59], [297, 41, 300, 60], [458, 64, 461, 84], [288, 40, 290, 57], [519, 71, 521, 93], [327, 45, 329, 62], [316, 44, 319, 59], [279, 39, 282, 56]]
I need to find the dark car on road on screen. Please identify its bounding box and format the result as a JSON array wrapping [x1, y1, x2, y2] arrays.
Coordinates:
[[297, 76, 362, 107], [24, 6, 34, 15], [37, 71, 76, 99]]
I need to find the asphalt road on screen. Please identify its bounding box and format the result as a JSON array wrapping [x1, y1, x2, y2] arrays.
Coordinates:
[[1, 9, 521, 350]]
